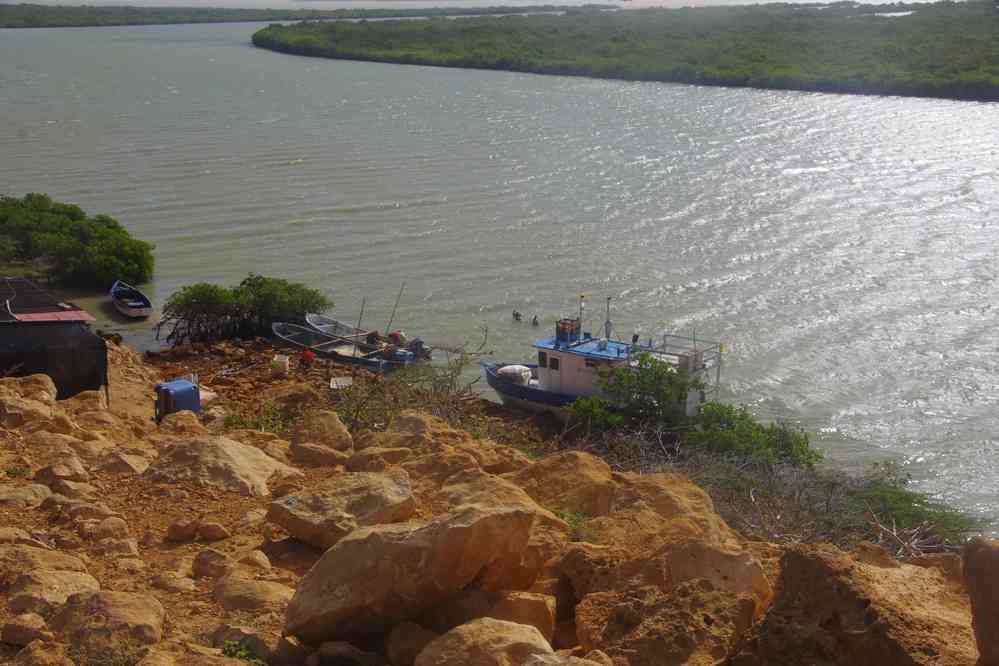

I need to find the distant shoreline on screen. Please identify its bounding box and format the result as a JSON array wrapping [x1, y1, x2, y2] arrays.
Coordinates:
[[252, 1, 999, 103], [0, 4, 616, 29]]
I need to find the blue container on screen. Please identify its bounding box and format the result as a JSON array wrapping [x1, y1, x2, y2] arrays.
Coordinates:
[[155, 379, 201, 423], [392, 349, 416, 364]]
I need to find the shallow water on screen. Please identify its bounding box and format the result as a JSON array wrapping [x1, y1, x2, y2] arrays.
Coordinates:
[[1, 22, 997, 524]]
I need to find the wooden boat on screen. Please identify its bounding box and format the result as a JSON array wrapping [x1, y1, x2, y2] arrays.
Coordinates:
[[109, 280, 152, 319], [271, 322, 417, 372], [306, 312, 432, 361]]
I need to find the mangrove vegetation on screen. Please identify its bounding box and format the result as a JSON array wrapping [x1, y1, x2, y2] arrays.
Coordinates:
[[0, 4, 613, 28], [0, 193, 154, 289], [253, 1, 999, 102], [155, 274, 331, 346]]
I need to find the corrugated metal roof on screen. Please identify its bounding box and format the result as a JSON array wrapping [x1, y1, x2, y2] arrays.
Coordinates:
[[0, 278, 94, 324], [533, 335, 632, 360]]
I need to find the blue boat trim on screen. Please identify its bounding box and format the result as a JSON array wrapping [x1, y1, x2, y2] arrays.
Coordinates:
[[482, 361, 578, 408]]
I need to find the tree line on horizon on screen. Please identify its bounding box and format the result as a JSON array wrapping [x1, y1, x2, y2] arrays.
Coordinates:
[[0, 4, 615, 29], [252, 0, 999, 102]]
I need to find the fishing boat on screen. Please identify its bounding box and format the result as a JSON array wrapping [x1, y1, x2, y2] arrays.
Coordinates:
[[109, 280, 153, 319], [305, 313, 364, 339], [306, 312, 432, 361], [271, 322, 417, 372], [483, 297, 723, 420]]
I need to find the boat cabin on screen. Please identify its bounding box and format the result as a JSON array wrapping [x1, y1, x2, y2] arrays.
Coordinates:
[[531, 317, 720, 415], [533, 318, 629, 396]]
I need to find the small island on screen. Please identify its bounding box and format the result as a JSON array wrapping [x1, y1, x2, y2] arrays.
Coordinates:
[[252, 1, 999, 102]]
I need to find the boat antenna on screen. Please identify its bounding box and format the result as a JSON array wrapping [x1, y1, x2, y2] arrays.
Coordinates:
[[356, 297, 366, 334], [578, 294, 585, 340], [604, 296, 612, 339], [385, 282, 405, 333]]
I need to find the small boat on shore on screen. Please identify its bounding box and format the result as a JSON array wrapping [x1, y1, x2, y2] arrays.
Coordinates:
[[483, 297, 723, 420], [271, 322, 417, 372], [109, 280, 152, 319], [306, 312, 432, 361]]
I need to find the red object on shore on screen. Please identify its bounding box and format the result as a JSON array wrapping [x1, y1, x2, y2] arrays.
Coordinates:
[[300, 350, 317, 365]]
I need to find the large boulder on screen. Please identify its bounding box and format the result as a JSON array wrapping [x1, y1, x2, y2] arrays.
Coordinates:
[[213, 575, 294, 611], [744, 543, 976, 666], [434, 468, 569, 590], [0, 545, 87, 588], [964, 537, 999, 665], [267, 470, 416, 550], [574, 580, 755, 665], [505, 452, 617, 517], [487, 592, 557, 643], [290, 410, 353, 451], [143, 436, 302, 497], [413, 617, 553, 666], [0, 483, 52, 509], [284, 505, 536, 644], [50, 591, 166, 652], [0, 375, 55, 427], [391, 411, 531, 474], [8, 569, 102, 614]]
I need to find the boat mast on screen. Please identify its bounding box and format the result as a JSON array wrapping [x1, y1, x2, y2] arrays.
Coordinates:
[[385, 282, 405, 333], [604, 296, 612, 340]]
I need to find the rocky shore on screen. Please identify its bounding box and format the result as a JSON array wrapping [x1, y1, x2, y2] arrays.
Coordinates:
[[0, 340, 994, 665]]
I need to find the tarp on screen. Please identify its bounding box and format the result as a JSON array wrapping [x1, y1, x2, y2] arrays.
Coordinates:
[[0, 322, 107, 399]]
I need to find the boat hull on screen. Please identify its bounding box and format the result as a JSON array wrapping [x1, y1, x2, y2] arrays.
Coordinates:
[[109, 280, 153, 319], [272, 322, 414, 373], [482, 362, 576, 420]]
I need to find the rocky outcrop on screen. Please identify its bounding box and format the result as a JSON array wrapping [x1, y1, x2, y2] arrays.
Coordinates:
[[285, 505, 536, 644], [213, 575, 294, 611], [964, 537, 999, 665], [8, 569, 101, 614], [143, 435, 302, 496], [267, 470, 416, 550], [290, 410, 353, 451], [50, 591, 166, 652], [0, 374, 56, 427], [504, 452, 617, 517], [413, 617, 553, 666], [742, 543, 976, 666], [575, 580, 755, 665], [0, 544, 88, 587]]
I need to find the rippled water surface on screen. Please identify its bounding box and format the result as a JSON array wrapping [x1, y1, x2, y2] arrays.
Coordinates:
[[2, 23, 998, 523]]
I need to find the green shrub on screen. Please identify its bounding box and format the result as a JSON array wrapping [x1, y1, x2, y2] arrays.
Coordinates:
[[568, 395, 624, 435], [856, 461, 981, 542], [687, 401, 821, 467], [220, 641, 267, 665], [156, 273, 331, 345], [597, 352, 703, 428], [0, 193, 154, 288]]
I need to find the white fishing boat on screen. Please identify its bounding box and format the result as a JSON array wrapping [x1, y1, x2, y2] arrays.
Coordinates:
[[483, 296, 723, 419]]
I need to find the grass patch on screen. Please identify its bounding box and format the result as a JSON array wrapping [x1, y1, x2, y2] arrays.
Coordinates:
[[220, 641, 267, 665], [223, 402, 293, 434], [551, 508, 591, 542], [4, 465, 28, 478]]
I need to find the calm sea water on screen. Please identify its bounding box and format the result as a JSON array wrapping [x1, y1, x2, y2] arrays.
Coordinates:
[[1, 22, 997, 524]]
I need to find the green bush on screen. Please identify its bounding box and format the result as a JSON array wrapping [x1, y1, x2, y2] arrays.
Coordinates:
[[598, 352, 703, 429], [568, 395, 624, 435], [856, 461, 981, 542], [0, 193, 154, 289], [156, 273, 331, 345], [687, 401, 821, 467]]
